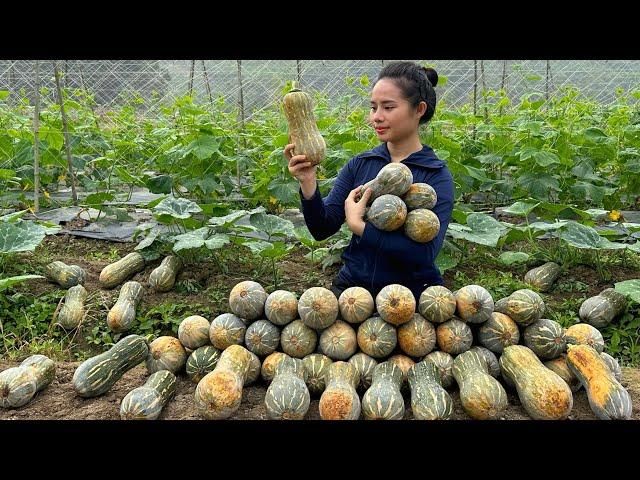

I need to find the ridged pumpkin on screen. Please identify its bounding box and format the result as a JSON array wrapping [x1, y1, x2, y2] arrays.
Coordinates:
[[477, 312, 520, 354], [376, 284, 416, 326], [178, 315, 211, 350], [470, 346, 500, 379], [281, 320, 318, 358], [436, 318, 473, 355], [265, 356, 310, 420], [455, 285, 494, 324], [499, 345, 573, 420], [543, 355, 582, 393], [261, 351, 287, 384], [148, 255, 182, 292], [360, 162, 414, 203], [404, 208, 440, 243], [282, 81, 326, 166], [496, 289, 545, 326], [319, 320, 357, 360], [73, 335, 148, 397], [579, 288, 627, 329], [418, 285, 457, 324], [298, 287, 339, 330], [338, 287, 375, 324], [367, 194, 407, 232], [600, 352, 622, 381], [120, 370, 177, 420], [99, 252, 145, 289], [407, 360, 453, 420], [194, 345, 253, 419], [566, 344, 632, 420], [523, 319, 566, 360], [348, 353, 378, 392], [146, 336, 187, 374], [245, 351, 261, 386], [264, 290, 298, 326], [56, 284, 87, 330], [318, 362, 361, 420], [302, 353, 333, 396], [0, 355, 56, 409], [244, 320, 280, 357], [209, 313, 247, 350], [361, 362, 405, 420], [107, 281, 144, 333], [229, 281, 268, 321], [564, 323, 604, 353], [424, 351, 455, 389], [44, 260, 86, 288], [397, 313, 437, 358], [186, 346, 221, 383], [357, 316, 397, 358], [452, 350, 508, 420], [524, 262, 561, 292], [402, 182, 437, 211]]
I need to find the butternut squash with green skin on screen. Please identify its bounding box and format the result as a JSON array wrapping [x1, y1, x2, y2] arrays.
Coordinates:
[[419, 285, 456, 324], [148, 255, 182, 292], [0, 355, 56, 409], [376, 284, 416, 326], [45, 261, 86, 288], [186, 346, 221, 383], [361, 362, 405, 420], [408, 360, 453, 420], [107, 281, 144, 333], [424, 351, 454, 389], [264, 356, 310, 420], [524, 262, 561, 292], [99, 252, 145, 289], [499, 345, 573, 420], [194, 345, 254, 419], [302, 353, 333, 396], [146, 336, 187, 374], [56, 284, 87, 330], [283, 81, 326, 166], [359, 162, 414, 204], [120, 370, 177, 420], [339, 287, 374, 324], [178, 315, 211, 350], [544, 355, 582, 393], [564, 323, 604, 353], [348, 353, 377, 392], [319, 362, 361, 420], [579, 288, 627, 329], [453, 350, 508, 420], [600, 352, 622, 381], [566, 344, 632, 420], [229, 281, 268, 321], [73, 335, 149, 397]]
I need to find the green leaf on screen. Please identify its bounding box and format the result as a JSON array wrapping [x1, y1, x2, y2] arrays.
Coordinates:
[[435, 251, 459, 273], [629, 242, 640, 253], [0, 168, 16, 180], [205, 233, 230, 250], [268, 180, 299, 206], [243, 239, 273, 256], [583, 127, 610, 144], [614, 279, 640, 304], [0, 275, 45, 292], [558, 221, 626, 250], [528, 221, 569, 232], [153, 196, 202, 220], [294, 225, 326, 247], [570, 182, 617, 205], [499, 251, 530, 266], [209, 207, 264, 229], [259, 241, 294, 259], [516, 173, 560, 199], [249, 212, 295, 239], [501, 200, 540, 217], [0, 210, 28, 222], [135, 231, 159, 251], [0, 90, 9, 100], [447, 213, 508, 248], [342, 141, 369, 155], [146, 175, 173, 194], [84, 192, 115, 208], [172, 227, 209, 252], [186, 135, 220, 160], [305, 248, 330, 263], [0, 221, 50, 253]]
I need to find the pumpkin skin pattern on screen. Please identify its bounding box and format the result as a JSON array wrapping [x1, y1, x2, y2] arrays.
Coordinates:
[[228, 281, 268, 321], [564, 323, 605, 353], [245, 352, 261, 386], [120, 370, 177, 420], [302, 354, 333, 396], [264, 356, 310, 420], [338, 287, 375, 324], [361, 362, 405, 420], [600, 352, 622, 381], [470, 346, 501, 379], [244, 320, 280, 357], [367, 194, 407, 232], [146, 336, 188, 374], [319, 320, 357, 360], [402, 182, 437, 210], [298, 287, 339, 330], [404, 209, 440, 243], [357, 317, 398, 359], [478, 312, 520, 354], [579, 289, 627, 329], [209, 313, 247, 350], [361, 162, 414, 203], [282, 84, 326, 166], [498, 289, 545, 326], [543, 355, 582, 393], [419, 285, 457, 324], [424, 351, 455, 389], [318, 362, 361, 420], [376, 284, 416, 326], [408, 360, 453, 420], [436, 318, 473, 355], [44, 261, 87, 288], [455, 285, 494, 324], [397, 313, 437, 358], [178, 315, 211, 350], [524, 262, 561, 292], [0, 355, 55, 409], [388, 354, 415, 389], [261, 351, 288, 384], [348, 353, 378, 392], [280, 320, 318, 358], [264, 290, 298, 326], [523, 319, 566, 360], [186, 346, 221, 383]]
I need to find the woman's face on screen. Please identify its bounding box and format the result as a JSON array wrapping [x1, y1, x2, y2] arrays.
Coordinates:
[[369, 78, 425, 143]]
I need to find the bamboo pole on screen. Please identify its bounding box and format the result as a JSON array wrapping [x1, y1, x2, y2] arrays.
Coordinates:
[[33, 61, 41, 213], [188, 60, 195, 97], [473, 60, 478, 140], [236, 60, 245, 192], [201, 60, 213, 105], [545, 60, 550, 105], [53, 61, 78, 205], [296, 60, 301, 84], [481, 60, 488, 119], [499, 60, 507, 116]]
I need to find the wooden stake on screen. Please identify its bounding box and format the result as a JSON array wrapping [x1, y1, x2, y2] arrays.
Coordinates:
[[188, 60, 195, 97], [236, 60, 245, 192], [545, 60, 550, 105], [201, 60, 213, 105], [499, 60, 507, 116], [481, 60, 488, 119], [296, 60, 301, 84], [33, 60, 41, 213], [54, 62, 78, 206]]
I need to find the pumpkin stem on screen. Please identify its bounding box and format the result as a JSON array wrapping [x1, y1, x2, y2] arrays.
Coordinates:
[[290, 80, 301, 92]]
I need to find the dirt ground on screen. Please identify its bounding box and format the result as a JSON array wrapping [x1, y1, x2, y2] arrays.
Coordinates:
[[1, 359, 638, 420]]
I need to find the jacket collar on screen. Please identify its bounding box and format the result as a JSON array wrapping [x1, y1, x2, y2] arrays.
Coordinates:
[[358, 142, 446, 169]]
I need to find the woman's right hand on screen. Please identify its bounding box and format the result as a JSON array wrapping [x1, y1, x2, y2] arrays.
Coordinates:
[[285, 143, 317, 184]]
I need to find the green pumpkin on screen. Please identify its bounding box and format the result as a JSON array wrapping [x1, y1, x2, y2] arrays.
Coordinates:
[[186, 346, 221, 383], [543, 355, 582, 393], [99, 252, 145, 289], [564, 323, 604, 353], [261, 352, 288, 384], [404, 208, 440, 243], [397, 313, 436, 358], [524, 262, 561, 292], [107, 281, 144, 333], [402, 182, 437, 210], [361, 362, 405, 420], [298, 287, 339, 330], [73, 335, 148, 398], [579, 288, 627, 329], [600, 352, 622, 381], [244, 320, 280, 357], [44, 260, 87, 288], [148, 255, 182, 292], [523, 319, 566, 360], [178, 315, 211, 350], [496, 289, 545, 326], [477, 312, 520, 354], [470, 346, 500, 379], [281, 320, 318, 358], [245, 351, 261, 386], [229, 280, 268, 321], [376, 284, 416, 326], [418, 285, 457, 324], [361, 162, 413, 203], [209, 313, 247, 350], [265, 356, 310, 420], [264, 290, 298, 326], [338, 287, 375, 324], [356, 316, 397, 358], [455, 285, 494, 324], [56, 284, 87, 330], [436, 318, 473, 355], [424, 351, 455, 389], [348, 353, 378, 392], [146, 336, 188, 374], [319, 362, 361, 420], [120, 370, 177, 420], [319, 320, 357, 360], [302, 353, 333, 396], [367, 194, 407, 231], [407, 360, 453, 420], [0, 355, 55, 409]]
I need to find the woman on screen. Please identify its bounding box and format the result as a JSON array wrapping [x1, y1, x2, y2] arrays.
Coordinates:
[[284, 61, 455, 302]]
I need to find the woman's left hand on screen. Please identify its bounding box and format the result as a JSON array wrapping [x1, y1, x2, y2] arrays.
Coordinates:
[[344, 185, 371, 236]]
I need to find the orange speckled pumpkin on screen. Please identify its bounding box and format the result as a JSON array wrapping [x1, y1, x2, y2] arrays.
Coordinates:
[[404, 208, 440, 243], [338, 287, 375, 324], [402, 182, 437, 210], [228, 280, 268, 321], [376, 284, 416, 326], [367, 194, 407, 232], [455, 284, 494, 324], [436, 318, 473, 355], [419, 285, 457, 324]]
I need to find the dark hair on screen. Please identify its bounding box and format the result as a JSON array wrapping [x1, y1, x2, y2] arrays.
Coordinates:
[[374, 61, 439, 124]]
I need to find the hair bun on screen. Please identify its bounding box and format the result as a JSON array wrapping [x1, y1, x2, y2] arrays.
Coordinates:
[[423, 67, 439, 87]]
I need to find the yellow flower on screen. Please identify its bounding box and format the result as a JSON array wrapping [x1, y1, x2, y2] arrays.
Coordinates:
[[608, 210, 622, 222], [44, 190, 50, 199], [269, 196, 278, 205]]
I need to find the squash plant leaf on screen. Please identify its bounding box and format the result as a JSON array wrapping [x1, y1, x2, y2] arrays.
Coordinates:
[[153, 196, 203, 220], [0, 221, 56, 253], [614, 279, 640, 304], [249, 212, 295, 239], [499, 251, 530, 266], [0, 275, 45, 292]]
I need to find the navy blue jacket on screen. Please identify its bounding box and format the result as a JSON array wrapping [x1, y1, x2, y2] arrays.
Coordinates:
[[299, 142, 455, 301]]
